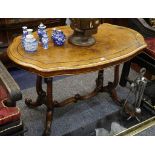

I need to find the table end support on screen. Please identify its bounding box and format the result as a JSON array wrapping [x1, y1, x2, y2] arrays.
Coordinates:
[[25, 76, 46, 108], [43, 78, 54, 136]]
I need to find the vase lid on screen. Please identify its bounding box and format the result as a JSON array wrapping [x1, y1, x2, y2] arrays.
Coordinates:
[[22, 26, 27, 30], [27, 29, 33, 34], [38, 23, 46, 29]]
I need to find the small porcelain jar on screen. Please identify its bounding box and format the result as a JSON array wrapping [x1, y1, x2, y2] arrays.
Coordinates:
[[52, 29, 66, 46], [41, 33, 49, 49], [38, 23, 46, 43], [21, 26, 28, 47], [24, 29, 38, 53]]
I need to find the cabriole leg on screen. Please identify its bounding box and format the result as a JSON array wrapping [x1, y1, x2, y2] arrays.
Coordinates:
[[25, 76, 46, 108]]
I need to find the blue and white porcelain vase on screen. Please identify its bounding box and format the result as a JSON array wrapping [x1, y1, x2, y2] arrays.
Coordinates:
[[21, 26, 28, 47], [38, 23, 46, 43], [41, 33, 49, 49], [24, 29, 38, 53], [52, 29, 66, 46]]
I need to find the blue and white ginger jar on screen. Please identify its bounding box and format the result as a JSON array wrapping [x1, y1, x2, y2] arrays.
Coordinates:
[[24, 31, 38, 53], [52, 29, 66, 46]]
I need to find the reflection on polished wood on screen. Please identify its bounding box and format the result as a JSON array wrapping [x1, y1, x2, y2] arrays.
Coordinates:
[[7, 24, 147, 135]]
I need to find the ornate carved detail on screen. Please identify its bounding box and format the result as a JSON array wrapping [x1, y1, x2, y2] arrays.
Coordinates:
[[54, 66, 120, 108], [25, 76, 46, 108]]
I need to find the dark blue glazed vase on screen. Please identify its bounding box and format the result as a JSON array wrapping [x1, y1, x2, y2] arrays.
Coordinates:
[[52, 29, 66, 46]]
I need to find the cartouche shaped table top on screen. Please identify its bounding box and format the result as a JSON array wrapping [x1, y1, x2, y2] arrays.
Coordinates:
[[7, 23, 147, 77]]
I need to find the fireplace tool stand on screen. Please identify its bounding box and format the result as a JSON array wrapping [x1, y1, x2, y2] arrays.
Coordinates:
[[121, 68, 148, 121]]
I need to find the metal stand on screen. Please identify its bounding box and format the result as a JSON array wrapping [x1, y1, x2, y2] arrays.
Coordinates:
[[121, 68, 147, 121]]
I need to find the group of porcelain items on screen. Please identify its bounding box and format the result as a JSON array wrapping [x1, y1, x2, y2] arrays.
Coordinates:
[[21, 23, 66, 53]]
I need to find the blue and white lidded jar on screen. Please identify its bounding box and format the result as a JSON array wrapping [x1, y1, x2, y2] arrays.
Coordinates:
[[24, 29, 38, 53], [21, 26, 28, 47], [38, 23, 46, 43], [41, 33, 49, 49], [52, 29, 66, 46]]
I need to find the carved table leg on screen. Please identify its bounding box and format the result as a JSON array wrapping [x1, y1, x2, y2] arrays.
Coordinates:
[[102, 65, 121, 105], [43, 78, 54, 136], [25, 76, 46, 108], [119, 61, 131, 87], [96, 70, 104, 91], [23, 65, 122, 135]]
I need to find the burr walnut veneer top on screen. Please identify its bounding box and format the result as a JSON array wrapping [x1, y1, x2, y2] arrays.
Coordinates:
[[7, 23, 147, 77]]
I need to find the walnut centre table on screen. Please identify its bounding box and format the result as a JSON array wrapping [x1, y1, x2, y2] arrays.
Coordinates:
[[7, 23, 147, 135]]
